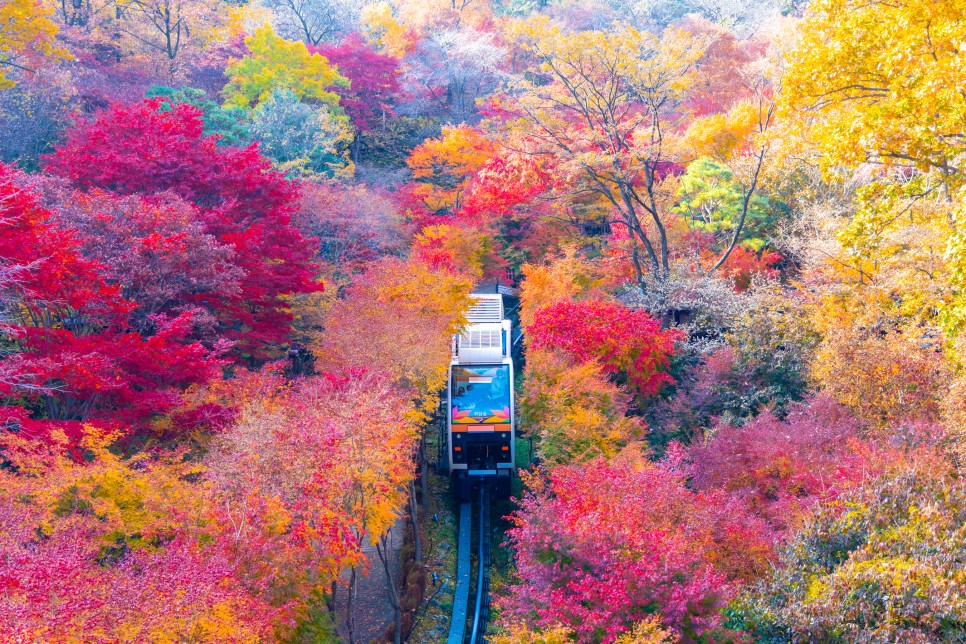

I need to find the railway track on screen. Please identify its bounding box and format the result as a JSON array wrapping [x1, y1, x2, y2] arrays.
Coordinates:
[[446, 484, 491, 644]]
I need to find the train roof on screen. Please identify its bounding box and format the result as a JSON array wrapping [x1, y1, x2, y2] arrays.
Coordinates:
[[467, 294, 503, 324], [454, 294, 512, 365]]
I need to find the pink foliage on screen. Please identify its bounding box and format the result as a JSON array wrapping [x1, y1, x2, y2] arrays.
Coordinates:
[[501, 458, 772, 642], [688, 397, 882, 532], [0, 500, 281, 640], [292, 181, 405, 272], [45, 186, 244, 331], [312, 34, 401, 133]]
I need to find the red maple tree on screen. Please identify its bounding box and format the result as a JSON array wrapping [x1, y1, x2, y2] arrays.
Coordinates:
[[43, 100, 321, 359], [0, 164, 223, 443], [528, 299, 683, 396]]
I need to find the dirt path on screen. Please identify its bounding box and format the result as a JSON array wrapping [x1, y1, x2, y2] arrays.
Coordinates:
[[335, 517, 406, 643]]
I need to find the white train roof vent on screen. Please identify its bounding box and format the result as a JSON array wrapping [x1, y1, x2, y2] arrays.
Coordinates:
[[457, 321, 508, 363], [467, 294, 503, 323], [464, 327, 502, 349]]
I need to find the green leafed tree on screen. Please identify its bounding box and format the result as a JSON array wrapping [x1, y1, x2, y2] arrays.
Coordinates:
[[250, 89, 353, 179], [147, 86, 250, 147], [673, 156, 777, 252]]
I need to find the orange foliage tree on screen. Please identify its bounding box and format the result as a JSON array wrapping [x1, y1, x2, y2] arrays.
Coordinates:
[[312, 256, 473, 422], [204, 367, 420, 639], [406, 124, 496, 214]]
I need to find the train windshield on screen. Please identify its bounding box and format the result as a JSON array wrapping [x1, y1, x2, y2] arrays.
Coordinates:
[[451, 365, 511, 425]]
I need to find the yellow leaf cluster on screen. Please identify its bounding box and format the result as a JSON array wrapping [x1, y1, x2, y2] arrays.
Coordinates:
[[684, 100, 760, 161], [521, 350, 645, 467], [490, 624, 576, 644], [784, 0, 966, 180], [223, 26, 349, 109], [615, 617, 679, 644], [413, 223, 493, 279], [507, 17, 700, 95], [361, 2, 412, 58], [518, 246, 612, 331], [780, 0, 966, 355], [0, 0, 68, 88], [493, 612, 675, 643], [2, 425, 213, 554], [807, 292, 949, 430]]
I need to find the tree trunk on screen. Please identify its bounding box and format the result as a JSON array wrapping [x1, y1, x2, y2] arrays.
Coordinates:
[[419, 436, 429, 508], [328, 580, 337, 619], [345, 565, 357, 644], [352, 135, 361, 164], [709, 145, 767, 276], [409, 480, 422, 564]]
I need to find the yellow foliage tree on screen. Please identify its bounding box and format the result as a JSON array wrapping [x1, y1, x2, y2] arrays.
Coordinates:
[[223, 25, 348, 109], [0, 0, 66, 88], [520, 350, 646, 467], [361, 1, 413, 58], [0, 427, 278, 640], [3, 426, 212, 551], [941, 375, 966, 462], [783, 0, 966, 346], [490, 624, 577, 644], [493, 615, 677, 643], [785, 0, 966, 180], [807, 290, 950, 430], [615, 617, 679, 644]]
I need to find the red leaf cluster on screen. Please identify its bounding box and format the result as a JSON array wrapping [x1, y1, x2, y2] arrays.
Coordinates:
[[528, 299, 683, 396], [0, 165, 224, 439], [312, 34, 401, 133], [43, 99, 321, 358]]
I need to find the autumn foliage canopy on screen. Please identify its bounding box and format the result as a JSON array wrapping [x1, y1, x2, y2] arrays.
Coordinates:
[[4, 0, 966, 641]]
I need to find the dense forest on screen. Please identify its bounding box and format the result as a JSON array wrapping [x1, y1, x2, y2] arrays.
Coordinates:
[[2, 0, 965, 641]]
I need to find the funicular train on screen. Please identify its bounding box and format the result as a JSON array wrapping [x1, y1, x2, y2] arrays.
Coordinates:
[[444, 289, 516, 500]]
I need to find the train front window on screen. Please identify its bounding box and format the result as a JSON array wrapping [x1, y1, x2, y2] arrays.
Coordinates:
[[451, 365, 511, 424]]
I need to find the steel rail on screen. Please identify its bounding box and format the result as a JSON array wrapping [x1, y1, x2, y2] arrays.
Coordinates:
[[469, 484, 491, 644], [446, 501, 472, 644]]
